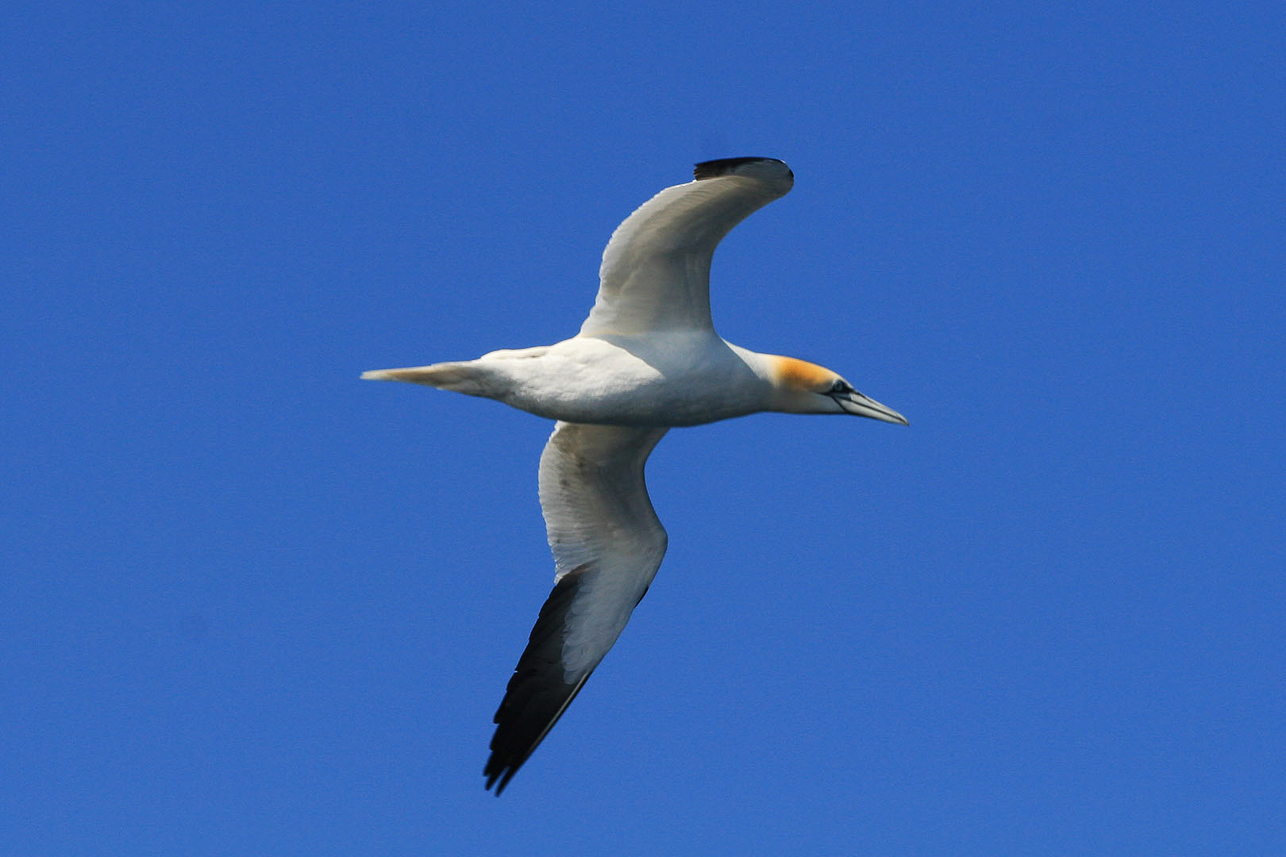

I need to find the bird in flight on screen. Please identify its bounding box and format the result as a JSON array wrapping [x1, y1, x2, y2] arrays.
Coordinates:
[[363, 157, 908, 794]]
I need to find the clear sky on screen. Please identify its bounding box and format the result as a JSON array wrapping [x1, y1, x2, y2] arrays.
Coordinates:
[[4, 2, 1284, 854]]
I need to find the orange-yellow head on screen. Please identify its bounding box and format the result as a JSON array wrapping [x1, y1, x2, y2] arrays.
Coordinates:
[[765, 355, 908, 424]]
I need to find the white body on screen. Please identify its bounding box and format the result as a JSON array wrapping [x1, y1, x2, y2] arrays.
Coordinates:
[[425, 334, 781, 427], [362, 157, 907, 794]]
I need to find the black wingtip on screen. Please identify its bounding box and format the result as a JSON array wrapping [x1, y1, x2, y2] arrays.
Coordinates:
[[693, 156, 789, 180], [482, 568, 595, 796], [485, 766, 516, 796]]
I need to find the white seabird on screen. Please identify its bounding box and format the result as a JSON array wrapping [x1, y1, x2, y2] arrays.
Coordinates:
[[363, 157, 908, 794]]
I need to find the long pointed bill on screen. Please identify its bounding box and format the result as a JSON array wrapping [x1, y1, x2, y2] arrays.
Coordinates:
[[833, 391, 909, 425]]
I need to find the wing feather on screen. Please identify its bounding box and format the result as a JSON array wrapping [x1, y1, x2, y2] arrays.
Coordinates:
[[578, 158, 794, 336], [484, 422, 668, 793]]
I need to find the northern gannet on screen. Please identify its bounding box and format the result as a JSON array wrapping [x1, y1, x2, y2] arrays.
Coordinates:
[[362, 157, 908, 794]]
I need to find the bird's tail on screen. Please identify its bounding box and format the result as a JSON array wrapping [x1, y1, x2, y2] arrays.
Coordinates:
[[361, 360, 511, 399]]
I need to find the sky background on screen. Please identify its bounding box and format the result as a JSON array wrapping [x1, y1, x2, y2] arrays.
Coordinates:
[[4, 1, 1284, 854]]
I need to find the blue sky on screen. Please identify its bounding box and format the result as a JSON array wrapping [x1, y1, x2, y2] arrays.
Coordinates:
[[4, 1, 1284, 853]]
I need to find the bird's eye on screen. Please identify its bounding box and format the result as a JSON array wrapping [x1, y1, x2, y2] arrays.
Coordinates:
[[829, 379, 851, 394]]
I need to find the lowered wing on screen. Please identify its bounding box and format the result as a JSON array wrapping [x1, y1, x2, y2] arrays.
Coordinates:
[[484, 422, 669, 794]]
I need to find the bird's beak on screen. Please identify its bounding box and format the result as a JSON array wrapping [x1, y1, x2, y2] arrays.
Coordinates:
[[832, 391, 909, 425]]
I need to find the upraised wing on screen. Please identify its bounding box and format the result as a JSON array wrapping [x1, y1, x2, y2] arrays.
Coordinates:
[[484, 422, 669, 794], [578, 157, 794, 337]]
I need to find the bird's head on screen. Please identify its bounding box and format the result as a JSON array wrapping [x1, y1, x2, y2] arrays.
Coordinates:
[[766, 356, 908, 424]]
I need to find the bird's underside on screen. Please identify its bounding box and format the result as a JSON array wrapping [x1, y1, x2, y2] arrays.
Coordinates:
[[361, 156, 908, 795]]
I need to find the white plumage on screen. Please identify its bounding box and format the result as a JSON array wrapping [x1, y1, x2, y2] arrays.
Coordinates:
[[363, 157, 907, 794]]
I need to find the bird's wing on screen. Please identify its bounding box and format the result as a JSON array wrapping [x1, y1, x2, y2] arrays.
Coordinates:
[[484, 422, 669, 794], [578, 157, 794, 337]]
